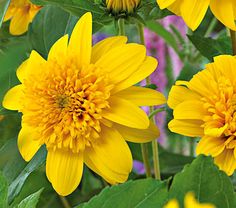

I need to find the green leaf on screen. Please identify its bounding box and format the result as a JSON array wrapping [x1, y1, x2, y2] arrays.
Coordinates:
[[76, 179, 168, 208], [0, 0, 10, 28], [0, 172, 8, 208], [28, 5, 78, 58], [169, 155, 236, 208], [188, 35, 232, 61], [146, 20, 179, 55], [16, 189, 43, 208]]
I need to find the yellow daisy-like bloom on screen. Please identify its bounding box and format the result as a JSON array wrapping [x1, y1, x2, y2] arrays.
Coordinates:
[[106, 0, 140, 13], [168, 55, 236, 176], [164, 192, 215, 208], [156, 0, 236, 31], [4, 0, 42, 35], [2, 12, 166, 196]]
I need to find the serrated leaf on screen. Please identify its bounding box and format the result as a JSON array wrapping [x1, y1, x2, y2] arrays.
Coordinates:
[[0, 0, 10, 28], [76, 179, 168, 208], [0, 172, 8, 208], [169, 155, 236, 208], [16, 189, 43, 208]]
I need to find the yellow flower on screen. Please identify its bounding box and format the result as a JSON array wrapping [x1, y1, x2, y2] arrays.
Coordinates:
[[4, 0, 42, 35], [168, 55, 236, 176], [164, 192, 215, 208], [2, 12, 166, 196], [156, 0, 236, 31], [106, 0, 140, 13]]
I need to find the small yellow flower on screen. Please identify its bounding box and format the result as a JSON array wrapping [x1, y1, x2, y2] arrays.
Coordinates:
[[168, 55, 236, 176], [4, 0, 42, 35], [156, 0, 236, 31], [2, 12, 166, 196], [164, 192, 215, 208], [106, 0, 140, 13]]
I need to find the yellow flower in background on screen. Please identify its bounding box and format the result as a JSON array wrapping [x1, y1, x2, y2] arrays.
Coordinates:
[[168, 55, 236, 176], [4, 0, 42, 35], [156, 0, 236, 31], [2, 12, 166, 196], [164, 192, 215, 208], [106, 0, 140, 13]]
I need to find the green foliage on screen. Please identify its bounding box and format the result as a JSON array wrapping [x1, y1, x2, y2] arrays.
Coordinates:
[[0, 0, 10, 27], [0, 172, 8, 208], [169, 155, 236, 208], [76, 179, 168, 208], [15, 189, 43, 208]]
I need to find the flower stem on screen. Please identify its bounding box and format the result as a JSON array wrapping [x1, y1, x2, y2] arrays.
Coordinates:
[[118, 18, 125, 35], [141, 143, 152, 177], [230, 30, 236, 55], [59, 196, 71, 208], [138, 23, 161, 180]]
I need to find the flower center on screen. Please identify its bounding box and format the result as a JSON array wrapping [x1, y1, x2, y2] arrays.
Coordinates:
[[22, 61, 114, 153], [202, 77, 236, 149]]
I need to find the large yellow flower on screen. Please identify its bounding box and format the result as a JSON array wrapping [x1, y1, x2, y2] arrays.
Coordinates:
[[168, 55, 236, 176], [164, 192, 215, 208], [156, 0, 236, 31], [4, 0, 42, 35], [106, 0, 140, 13], [2, 12, 166, 196]]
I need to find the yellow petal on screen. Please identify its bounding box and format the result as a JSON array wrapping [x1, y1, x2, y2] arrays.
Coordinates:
[[167, 0, 181, 15], [2, 85, 23, 110], [91, 36, 127, 63], [115, 121, 159, 143], [156, 0, 176, 9], [164, 199, 179, 208], [173, 100, 206, 120], [210, 0, 236, 31], [115, 86, 166, 106], [168, 119, 204, 137], [113, 56, 157, 93], [102, 96, 149, 129], [95, 43, 146, 84], [46, 149, 83, 196], [167, 85, 201, 109], [185, 192, 215, 208], [18, 124, 42, 162], [9, 9, 30, 35], [214, 149, 236, 176], [196, 136, 225, 157], [16, 60, 28, 83], [180, 0, 210, 30], [84, 126, 132, 184], [48, 35, 68, 62], [68, 12, 92, 67]]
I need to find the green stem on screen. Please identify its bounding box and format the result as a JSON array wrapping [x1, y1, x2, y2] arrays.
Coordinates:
[[59, 196, 71, 208], [149, 107, 165, 119], [141, 143, 152, 177], [118, 18, 125, 35], [138, 23, 161, 180], [204, 18, 217, 37], [230, 29, 236, 55], [189, 139, 195, 156]]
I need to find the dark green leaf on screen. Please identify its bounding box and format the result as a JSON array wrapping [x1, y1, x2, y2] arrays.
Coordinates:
[[16, 189, 43, 208], [188, 35, 232, 61], [169, 155, 236, 208], [76, 179, 168, 208], [0, 172, 8, 208]]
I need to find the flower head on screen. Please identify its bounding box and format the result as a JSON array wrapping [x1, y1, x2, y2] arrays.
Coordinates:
[[2, 12, 166, 196], [156, 0, 236, 31], [164, 192, 215, 208], [168, 55, 236, 176], [106, 0, 140, 14], [4, 0, 42, 35]]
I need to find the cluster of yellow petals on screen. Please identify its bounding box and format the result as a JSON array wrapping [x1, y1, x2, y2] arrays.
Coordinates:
[[106, 0, 140, 13], [168, 55, 236, 175], [156, 0, 236, 31], [3, 12, 166, 196], [4, 0, 42, 35], [164, 192, 215, 208]]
